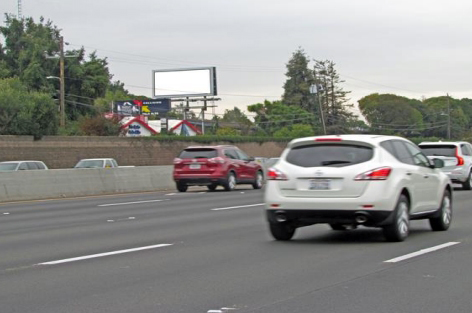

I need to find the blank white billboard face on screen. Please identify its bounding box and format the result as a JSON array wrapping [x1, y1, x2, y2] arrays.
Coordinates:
[[153, 68, 216, 98]]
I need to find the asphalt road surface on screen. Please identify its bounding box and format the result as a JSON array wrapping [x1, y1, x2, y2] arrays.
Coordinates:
[[0, 185, 471, 313]]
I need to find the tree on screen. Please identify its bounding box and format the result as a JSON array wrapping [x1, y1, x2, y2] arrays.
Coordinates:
[[248, 100, 315, 136], [358, 94, 424, 136], [282, 48, 315, 112], [216, 127, 239, 136], [78, 115, 123, 136], [221, 106, 253, 135], [0, 77, 58, 138], [419, 96, 468, 139], [0, 15, 113, 122], [313, 60, 354, 134], [273, 124, 314, 138]]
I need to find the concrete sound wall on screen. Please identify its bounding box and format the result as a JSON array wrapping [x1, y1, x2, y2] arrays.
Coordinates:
[[0, 166, 175, 203], [0, 136, 287, 169]]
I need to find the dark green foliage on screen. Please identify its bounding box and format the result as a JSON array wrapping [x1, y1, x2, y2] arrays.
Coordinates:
[[282, 48, 315, 112], [78, 115, 123, 136], [313, 60, 354, 134], [0, 77, 58, 139], [248, 100, 315, 136], [273, 124, 314, 138], [358, 93, 425, 136], [221, 107, 253, 135], [0, 15, 112, 122]]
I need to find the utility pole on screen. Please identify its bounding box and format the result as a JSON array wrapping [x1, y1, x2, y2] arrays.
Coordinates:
[[310, 81, 326, 135], [447, 93, 451, 140], [59, 37, 66, 127], [45, 36, 78, 128], [17, 0, 22, 19]]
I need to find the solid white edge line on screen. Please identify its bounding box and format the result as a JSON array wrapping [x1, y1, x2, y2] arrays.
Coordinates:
[[38, 244, 173, 265], [98, 199, 166, 207], [212, 203, 265, 211], [384, 242, 460, 263]]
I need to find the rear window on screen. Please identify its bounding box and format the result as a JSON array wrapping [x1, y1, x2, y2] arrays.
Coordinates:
[[0, 163, 18, 171], [419, 145, 456, 157], [286, 144, 373, 168], [75, 160, 105, 168], [179, 149, 218, 159]]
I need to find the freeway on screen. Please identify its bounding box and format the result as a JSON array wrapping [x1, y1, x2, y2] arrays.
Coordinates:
[[0, 186, 471, 313]]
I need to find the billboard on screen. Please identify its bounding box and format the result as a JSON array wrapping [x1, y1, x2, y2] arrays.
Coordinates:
[[152, 67, 217, 98], [114, 99, 171, 116]]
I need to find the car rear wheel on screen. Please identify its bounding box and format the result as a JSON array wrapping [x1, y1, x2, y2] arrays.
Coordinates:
[[462, 171, 472, 190], [269, 222, 296, 241], [383, 194, 410, 242], [430, 189, 452, 231], [223, 172, 236, 191], [207, 184, 218, 191], [252, 171, 264, 189], [176, 182, 188, 192]]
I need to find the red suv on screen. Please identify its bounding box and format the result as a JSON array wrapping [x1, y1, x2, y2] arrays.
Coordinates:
[[173, 145, 264, 192]]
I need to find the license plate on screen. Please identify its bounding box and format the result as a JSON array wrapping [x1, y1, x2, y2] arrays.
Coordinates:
[[309, 179, 331, 190], [189, 164, 201, 169]]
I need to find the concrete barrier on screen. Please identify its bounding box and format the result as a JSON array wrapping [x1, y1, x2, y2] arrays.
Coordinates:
[[0, 166, 175, 203]]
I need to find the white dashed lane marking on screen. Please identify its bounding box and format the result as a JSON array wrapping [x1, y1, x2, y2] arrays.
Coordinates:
[[211, 203, 264, 211], [38, 244, 173, 265], [384, 242, 460, 263], [97, 199, 169, 207]]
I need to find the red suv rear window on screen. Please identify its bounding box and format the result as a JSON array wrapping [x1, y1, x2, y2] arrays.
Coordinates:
[[179, 149, 218, 159]]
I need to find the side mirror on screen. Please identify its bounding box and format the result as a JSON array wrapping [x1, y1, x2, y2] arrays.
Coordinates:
[[248, 157, 255, 162], [431, 158, 445, 169]]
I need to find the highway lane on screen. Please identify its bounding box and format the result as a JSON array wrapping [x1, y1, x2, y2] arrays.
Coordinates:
[[0, 186, 471, 312]]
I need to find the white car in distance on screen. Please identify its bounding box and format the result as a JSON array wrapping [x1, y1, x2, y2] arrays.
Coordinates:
[[419, 141, 472, 190], [264, 135, 453, 242], [74, 158, 119, 169]]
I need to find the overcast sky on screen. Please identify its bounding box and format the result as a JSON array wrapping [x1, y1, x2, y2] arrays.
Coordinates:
[[2, 0, 472, 117]]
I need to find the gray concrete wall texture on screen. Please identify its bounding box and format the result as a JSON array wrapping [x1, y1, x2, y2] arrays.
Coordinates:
[[0, 166, 175, 202], [0, 136, 287, 169]]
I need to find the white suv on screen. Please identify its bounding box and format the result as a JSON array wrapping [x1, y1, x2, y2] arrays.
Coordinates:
[[418, 141, 472, 190], [264, 135, 453, 242]]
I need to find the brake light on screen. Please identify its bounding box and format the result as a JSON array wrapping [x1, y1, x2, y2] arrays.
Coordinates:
[[267, 168, 288, 180], [355, 167, 392, 181], [315, 138, 342, 142], [173, 158, 183, 165], [456, 148, 464, 166], [208, 157, 225, 164]]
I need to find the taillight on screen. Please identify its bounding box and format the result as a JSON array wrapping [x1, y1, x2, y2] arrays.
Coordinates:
[[208, 157, 225, 164], [173, 158, 183, 165], [355, 167, 392, 181], [456, 148, 464, 166], [267, 168, 288, 180]]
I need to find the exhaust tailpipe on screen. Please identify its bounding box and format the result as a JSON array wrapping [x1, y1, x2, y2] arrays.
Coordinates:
[[355, 214, 368, 224], [275, 212, 288, 223]]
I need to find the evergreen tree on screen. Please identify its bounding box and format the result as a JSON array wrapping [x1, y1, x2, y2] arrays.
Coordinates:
[[282, 48, 315, 112], [313, 60, 354, 134]]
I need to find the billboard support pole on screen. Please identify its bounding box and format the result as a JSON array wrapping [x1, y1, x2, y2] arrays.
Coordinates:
[[202, 96, 207, 135]]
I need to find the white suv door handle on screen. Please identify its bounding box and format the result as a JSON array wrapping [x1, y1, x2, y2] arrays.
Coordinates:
[[423, 175, 429, 178], [406, 172, 412, 176]]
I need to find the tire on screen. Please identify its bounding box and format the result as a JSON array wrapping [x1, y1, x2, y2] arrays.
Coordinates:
[[383, 194, 410, 242], [252, 171, 264, 189], [269, 222, 296, 241], [176, 182, 188, 192], [207, 184, 218, 191], [223, 172, 236, 191], [462, 171, 472, 190], [430, 189, 452, 231], [330, 224, 347, 231]]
